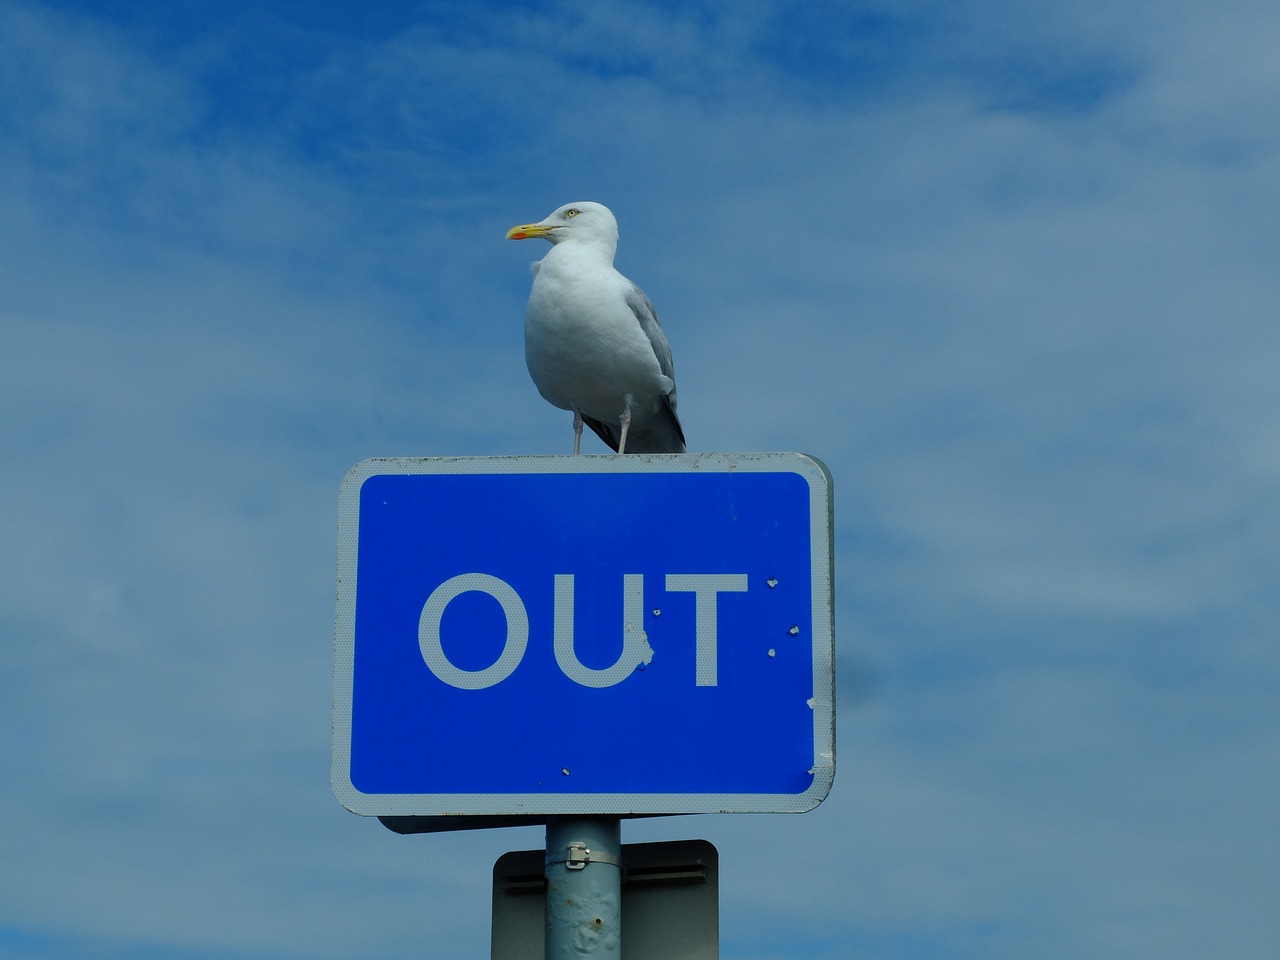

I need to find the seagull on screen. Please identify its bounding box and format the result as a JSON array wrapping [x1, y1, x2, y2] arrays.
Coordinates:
[[506, 201, 686, 455]]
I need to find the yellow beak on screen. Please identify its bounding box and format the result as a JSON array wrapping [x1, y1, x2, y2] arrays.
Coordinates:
[[506, 222, 552, 240]]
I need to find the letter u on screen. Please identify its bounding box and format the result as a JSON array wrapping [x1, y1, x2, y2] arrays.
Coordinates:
[[553, 574, 654, 688]]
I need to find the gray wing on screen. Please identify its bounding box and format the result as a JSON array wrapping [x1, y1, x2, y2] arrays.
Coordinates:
[[623, 284, 677, 394], [601, 283, 684, 453]]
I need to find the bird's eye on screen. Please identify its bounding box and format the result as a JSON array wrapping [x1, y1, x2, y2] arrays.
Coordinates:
[[564, 208, 580, 219]]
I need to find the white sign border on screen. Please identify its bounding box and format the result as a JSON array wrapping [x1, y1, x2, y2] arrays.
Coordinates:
[[332, 452, 835, 817]]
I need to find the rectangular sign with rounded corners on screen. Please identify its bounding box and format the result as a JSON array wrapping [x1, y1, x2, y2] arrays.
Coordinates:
[[331, 453, 835, 817]]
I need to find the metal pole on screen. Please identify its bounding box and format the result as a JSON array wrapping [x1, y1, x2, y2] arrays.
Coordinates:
[[544, 817, 622, 958]]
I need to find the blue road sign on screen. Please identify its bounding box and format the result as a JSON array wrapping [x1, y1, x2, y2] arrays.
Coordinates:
[[331, 453, 834, 817]]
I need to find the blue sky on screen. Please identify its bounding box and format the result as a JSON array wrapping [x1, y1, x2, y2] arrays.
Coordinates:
[[2, 0, 1277, 957]]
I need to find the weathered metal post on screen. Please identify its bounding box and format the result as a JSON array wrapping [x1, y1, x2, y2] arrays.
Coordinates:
[[544, 817, 623, 958]]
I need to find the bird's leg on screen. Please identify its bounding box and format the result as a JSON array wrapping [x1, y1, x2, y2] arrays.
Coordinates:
[[616, 405, 632, 455], [572, 408, 583, 455]]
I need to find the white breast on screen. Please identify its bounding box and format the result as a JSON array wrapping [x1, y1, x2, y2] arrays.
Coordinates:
[[524, 248, 670, 419]]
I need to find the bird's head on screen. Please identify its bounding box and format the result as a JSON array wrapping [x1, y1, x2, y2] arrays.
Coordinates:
[[506, 201, 619, 251]]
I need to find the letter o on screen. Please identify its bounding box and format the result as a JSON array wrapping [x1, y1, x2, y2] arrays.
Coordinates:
[[418, 574, 528, 689]]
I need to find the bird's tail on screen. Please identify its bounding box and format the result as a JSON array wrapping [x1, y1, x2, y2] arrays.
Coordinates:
[[584, 399, 686, 454]]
